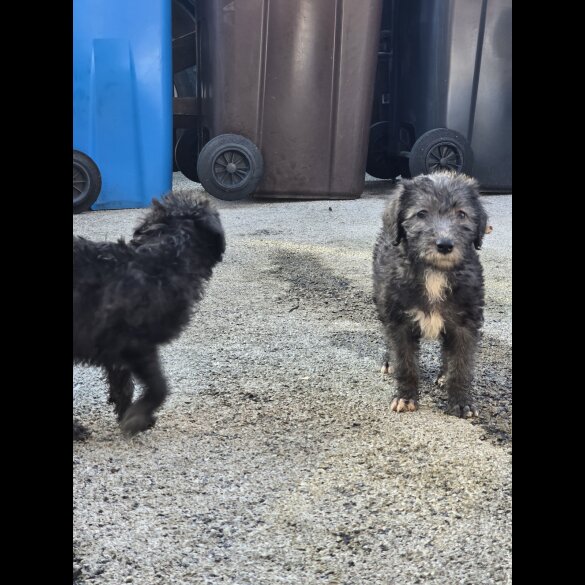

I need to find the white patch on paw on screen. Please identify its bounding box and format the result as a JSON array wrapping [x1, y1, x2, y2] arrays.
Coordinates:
[[390, 397, 418, 412], [449, 404, 479, 418]]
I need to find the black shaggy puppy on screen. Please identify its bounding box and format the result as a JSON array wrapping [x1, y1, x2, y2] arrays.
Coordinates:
[[373, 171, 488, 418], [73, 191, 225, 438]]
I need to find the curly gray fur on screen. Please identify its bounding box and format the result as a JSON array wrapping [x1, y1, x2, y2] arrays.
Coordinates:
[[373, 171, 488, 418]]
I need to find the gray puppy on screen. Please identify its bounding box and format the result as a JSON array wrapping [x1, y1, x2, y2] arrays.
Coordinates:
[[373, 171, 488, 417]]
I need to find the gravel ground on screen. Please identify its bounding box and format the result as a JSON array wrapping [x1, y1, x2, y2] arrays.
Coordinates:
[[73, 175, 512, 585]]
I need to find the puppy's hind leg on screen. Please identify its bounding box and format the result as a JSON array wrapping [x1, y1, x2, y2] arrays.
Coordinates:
[[380, 351, 394, 375], [119, 349, 168, 436], [435, 346, 448, 388], [106, 365, 134, 422]]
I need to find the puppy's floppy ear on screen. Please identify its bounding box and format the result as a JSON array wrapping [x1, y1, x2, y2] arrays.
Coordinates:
[[470, 179, 488, 250], [383, 183, 406, 246], [473, 200, 488, 250]]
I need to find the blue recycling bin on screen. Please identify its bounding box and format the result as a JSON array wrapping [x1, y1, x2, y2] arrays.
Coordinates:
[[73, 0, 173, 210]]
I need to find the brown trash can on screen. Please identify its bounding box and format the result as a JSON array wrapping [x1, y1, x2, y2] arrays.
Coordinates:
[[197, 0, 383, 200]]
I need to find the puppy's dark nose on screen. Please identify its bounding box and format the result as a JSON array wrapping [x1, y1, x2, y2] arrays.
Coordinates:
[[436, 238, 454, 254]]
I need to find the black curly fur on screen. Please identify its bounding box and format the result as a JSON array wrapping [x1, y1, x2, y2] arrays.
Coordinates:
[[73, 191, 225, 438]]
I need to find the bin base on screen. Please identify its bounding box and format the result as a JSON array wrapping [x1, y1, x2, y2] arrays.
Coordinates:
[[252, 192, 362, 201]]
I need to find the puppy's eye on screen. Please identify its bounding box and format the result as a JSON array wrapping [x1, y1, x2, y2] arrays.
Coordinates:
[[457, 210, 467, 219], [417, 210, 428, 219]]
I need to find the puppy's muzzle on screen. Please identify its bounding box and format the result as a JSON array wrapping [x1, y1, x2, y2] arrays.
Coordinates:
[[436, 238, 454, 254]]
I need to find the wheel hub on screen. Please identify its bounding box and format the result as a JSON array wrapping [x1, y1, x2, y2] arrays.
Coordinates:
[[213, 149, 251, 188], [426, 144, 461, 172]]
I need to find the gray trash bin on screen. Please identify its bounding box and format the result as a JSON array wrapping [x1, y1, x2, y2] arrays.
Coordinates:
[[196, 0, 383, 200], [367, 0, 512, 191]]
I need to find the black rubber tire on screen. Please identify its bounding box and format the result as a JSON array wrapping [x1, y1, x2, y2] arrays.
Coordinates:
[[73, 150, 102, 214], [366, 121, 406, 180], [174, 129, 199, 182], [196, 134, 263, 200], [408, 128, 473, 177]]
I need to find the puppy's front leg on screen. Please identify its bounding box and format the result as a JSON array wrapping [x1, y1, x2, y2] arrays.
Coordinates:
[[441, 326, 479, 418], [388, 324, 420, 412], [120, 349, 168, 436]]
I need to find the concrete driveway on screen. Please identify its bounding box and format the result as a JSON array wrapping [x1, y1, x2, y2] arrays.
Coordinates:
[[73, 175, 512, 585]]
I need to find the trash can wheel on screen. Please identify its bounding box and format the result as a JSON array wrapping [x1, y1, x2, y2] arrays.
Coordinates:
[[73, 150, 102, 214], [408, 128, 473, 177], [197, 134, 263, 201]]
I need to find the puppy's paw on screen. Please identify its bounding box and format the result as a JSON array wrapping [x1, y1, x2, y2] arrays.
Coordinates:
[[113, 403, 132, 423], [390, 397, 418, 413], [120, 409, 156, 436], [380, 362, 394, 375], [73, 421, 90, 441], [448, 403, 479, 418], [435, 374, 446, 387]]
